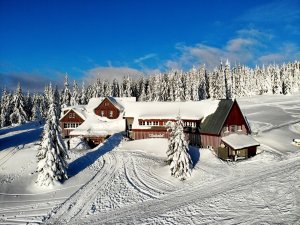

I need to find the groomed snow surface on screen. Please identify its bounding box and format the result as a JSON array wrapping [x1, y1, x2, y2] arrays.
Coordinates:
[[1, 94, 300, 224]]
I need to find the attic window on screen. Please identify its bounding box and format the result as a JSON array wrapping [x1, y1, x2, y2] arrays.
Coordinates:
[[230, 125, 237, 132], [69, 113, 75, 118]]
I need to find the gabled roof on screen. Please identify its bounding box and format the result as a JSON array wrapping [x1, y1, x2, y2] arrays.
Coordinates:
[[86, 98, 105, 113], [199, 99, 234, 135], [59, 107, 87, 121], [106, 96, 124, 111]]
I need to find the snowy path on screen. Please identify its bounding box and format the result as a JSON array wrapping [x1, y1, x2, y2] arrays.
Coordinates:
[[80, 156, 300, 224], [45, 147, 300, 224]]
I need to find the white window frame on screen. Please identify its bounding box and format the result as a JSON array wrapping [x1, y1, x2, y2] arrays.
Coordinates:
[[109, 110, 113, 117]]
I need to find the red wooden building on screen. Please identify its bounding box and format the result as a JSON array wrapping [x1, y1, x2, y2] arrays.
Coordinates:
[[60, 107, 86, 137], [123, 99, 259, 161], [60, 96, 259, 160], [59, 97, 132, 146]]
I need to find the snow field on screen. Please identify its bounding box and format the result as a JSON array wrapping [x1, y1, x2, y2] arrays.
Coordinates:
[[1, 94, 300, 224]]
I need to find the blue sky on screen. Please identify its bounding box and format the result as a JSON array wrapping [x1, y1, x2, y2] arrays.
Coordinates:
[[0, 0, 299, 90]]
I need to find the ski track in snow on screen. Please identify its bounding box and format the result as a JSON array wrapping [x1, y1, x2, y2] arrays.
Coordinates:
[[72, 156, 300, 225], [44, 147, 300, 225]]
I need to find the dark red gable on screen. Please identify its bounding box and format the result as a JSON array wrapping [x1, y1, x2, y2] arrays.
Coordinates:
[[223, 100, 250, 133], [94, 97, 120, 119], [60, 109, 85, 123]]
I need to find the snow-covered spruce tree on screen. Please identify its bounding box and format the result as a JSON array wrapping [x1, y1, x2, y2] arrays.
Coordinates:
[[25, 90, 33, 120], [70, 80, 79, 106], [10, 83, 28, 125], [0, 87, 12, 127], [61, 74, 71, 108], [36, 89, 69, 186], [167, 116, 193, 180], [31, 93, 42, 122], [111, 78, 120, 97], [80, 81, 87, 105]]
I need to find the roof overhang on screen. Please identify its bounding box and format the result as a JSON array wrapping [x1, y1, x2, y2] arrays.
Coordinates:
[[221, 133, 260, 150]]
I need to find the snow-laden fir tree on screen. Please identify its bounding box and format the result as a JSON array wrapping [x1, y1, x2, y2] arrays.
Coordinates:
[[10, 83, 28, 125], [70, 80, 80, 106], [36, 87, 69, 186], [138, 77, 147, 101], [31, 93, 43, 122], [103, 80, 112, 97], [111, 79, 120, 97], [61, 74, 71, 108], [0, 87, 12, 127], [167, 116, 193, 180], [25, 90, 33, 120], [80, 81, 87, 105]]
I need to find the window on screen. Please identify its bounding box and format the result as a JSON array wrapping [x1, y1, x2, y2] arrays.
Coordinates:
[[238, 125, 242, 131], [69, 113, 75, 118], [64, 123, 80, 129], [100, 110, 104, 117], [109, 111, 113, 117], [230, 125, 237, 132], [224, 126, 229, 133]]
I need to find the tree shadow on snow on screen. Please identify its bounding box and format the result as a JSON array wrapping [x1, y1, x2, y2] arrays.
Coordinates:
[[0, 121, 43, 136], [0, 125, 43, 151], [189, 146, 200, 167], [67, 132, 123, 177]]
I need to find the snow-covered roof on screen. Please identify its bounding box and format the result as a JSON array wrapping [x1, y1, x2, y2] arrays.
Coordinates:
[[123, 100, 220, 129], [70, 115, 125, 137], [123, 100, 220, 120], [86, 97, 136, 113], [86, 98, 105, 113], [60, 105, 88, 121], [221, 134, 260, 150]]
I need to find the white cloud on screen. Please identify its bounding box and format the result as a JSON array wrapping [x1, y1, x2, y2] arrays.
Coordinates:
[[0, 72, 63, 92], [258, 42, 300, 64], [225, 38, 254, 52], [134, 53, 157, 64], [83, 66, 144, 84], [164, 28, 299, 70]]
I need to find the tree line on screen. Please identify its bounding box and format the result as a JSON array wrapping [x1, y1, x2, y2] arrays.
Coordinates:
[[1, 60, 299, 128]]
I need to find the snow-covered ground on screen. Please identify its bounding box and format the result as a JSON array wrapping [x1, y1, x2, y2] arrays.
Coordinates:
[[1, 94, 300, 224]]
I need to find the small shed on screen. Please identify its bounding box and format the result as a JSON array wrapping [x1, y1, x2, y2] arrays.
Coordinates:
[[219, 133, 260, 161]]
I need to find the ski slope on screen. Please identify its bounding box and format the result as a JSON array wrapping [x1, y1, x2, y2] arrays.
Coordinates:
[[0, 94, 300, 224]]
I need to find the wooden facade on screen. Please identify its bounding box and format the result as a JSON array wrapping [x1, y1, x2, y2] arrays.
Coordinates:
[[128, 119, 201, 146], [217, 145, 257, 161], [200, 100, 249, 150], [94, 98, 120, 119], [60, 109, 85, 138], [125, 99, 259, 160]]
